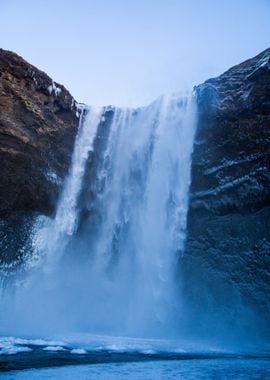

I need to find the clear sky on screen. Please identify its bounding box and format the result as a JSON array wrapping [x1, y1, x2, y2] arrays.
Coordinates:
[[1, 0, 270, 107]]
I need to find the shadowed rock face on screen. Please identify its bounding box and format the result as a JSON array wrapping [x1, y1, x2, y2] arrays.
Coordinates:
[[0, 49, 81, 264], [183, 48, 270, 338]]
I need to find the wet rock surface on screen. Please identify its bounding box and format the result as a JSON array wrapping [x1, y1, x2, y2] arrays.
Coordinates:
[[183, 48, 270, 336]]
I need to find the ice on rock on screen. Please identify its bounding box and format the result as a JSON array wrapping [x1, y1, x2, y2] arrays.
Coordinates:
[[70, 348, 87, 354], [43, 346, 67, 352], [48, 81, 62, 96]]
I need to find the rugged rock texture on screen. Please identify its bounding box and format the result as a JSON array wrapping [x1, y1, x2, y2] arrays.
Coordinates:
[[0, 49, 81, 264], [0, 49, 81, 216], [183, 48, 270, 338]]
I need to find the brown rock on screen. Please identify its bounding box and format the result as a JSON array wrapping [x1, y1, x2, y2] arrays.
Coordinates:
[[0, 48, 81, 217]]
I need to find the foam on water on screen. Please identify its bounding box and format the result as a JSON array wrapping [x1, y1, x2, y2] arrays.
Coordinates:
[[0, 333, 233, 357]]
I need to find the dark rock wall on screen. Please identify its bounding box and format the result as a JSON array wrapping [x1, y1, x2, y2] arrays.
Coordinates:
[[183, 48, 270, 339]]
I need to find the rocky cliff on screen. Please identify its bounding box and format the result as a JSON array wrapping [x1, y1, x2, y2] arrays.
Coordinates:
[[183, 48, 270, 339], [0, 49, 82, 215], [0, 49, 81, 264]]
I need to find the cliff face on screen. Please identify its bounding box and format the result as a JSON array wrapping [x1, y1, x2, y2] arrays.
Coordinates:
[[0, 49, 81, 217], [0, 49, 80, 264], [183, 49, 270, 337]]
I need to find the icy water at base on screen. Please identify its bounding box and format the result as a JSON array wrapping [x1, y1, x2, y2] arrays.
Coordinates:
[[1, 359, 270, 379], [1, 335, 270, 379]]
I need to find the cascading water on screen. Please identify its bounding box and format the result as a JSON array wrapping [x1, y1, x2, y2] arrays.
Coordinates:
[[0, 93, 197, 339], [35, 106, 103, 269]]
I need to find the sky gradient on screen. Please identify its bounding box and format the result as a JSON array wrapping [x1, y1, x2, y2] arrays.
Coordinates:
[[1, 0, 270, 106]]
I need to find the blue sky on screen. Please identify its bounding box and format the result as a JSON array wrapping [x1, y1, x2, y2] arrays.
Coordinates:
[[1, 0, 270, 106]]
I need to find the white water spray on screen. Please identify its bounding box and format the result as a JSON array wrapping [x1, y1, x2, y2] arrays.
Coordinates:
[[0, 93, 197, 338], [35, 107, 103, 268]]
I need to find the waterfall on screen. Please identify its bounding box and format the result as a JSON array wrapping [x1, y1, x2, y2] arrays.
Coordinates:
[[0, 93, 197, 338], [35, 106, 103, 269]]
